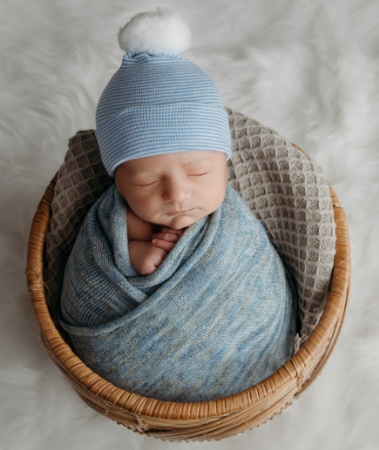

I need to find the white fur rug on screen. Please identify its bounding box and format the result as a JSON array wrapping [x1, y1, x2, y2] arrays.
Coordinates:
[[1, 1, 379, 449]]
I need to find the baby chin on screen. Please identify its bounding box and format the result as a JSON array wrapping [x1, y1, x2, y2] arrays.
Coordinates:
[[164, 209, 200, 229]]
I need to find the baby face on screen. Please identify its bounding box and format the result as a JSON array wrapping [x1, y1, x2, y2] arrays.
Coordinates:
[[115, 151, 228, 229]]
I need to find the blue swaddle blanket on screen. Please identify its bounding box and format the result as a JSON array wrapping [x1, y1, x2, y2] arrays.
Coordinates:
[[59, 183, 297, 402]]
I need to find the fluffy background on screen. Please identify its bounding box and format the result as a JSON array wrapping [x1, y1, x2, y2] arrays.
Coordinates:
[[1, 0, 378, 449]]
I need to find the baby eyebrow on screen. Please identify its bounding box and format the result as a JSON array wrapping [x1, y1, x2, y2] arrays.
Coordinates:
[[181, 156, 210, 167], [128, 169, 155, 176], [128, 156, 211, 176]]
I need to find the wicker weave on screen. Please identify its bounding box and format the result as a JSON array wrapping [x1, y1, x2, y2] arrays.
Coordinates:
[[26, 124, 350, 442]]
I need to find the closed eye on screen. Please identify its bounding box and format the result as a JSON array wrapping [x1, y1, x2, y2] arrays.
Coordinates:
[[189, 172, 210, 177], [135, 181, 157, 187]]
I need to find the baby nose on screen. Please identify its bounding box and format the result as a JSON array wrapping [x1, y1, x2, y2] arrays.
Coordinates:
[[163, 178, 191, 203]]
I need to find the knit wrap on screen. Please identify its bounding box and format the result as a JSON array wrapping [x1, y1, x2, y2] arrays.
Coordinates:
[[59, 183, 297, 402], [95, 53, 232, 176]]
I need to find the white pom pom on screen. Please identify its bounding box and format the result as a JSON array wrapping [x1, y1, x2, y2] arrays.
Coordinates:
[[118, 7, 192, 55]]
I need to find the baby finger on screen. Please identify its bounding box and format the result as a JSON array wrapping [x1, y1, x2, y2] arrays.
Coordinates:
[[152, 238, 175, 252], [152, 232, 179, 243]]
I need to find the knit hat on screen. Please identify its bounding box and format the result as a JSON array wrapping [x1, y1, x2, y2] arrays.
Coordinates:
[[95, 8, 232, 177]]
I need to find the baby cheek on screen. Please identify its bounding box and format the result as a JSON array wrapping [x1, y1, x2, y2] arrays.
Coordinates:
[[208, 185, 226, 210], [142, 199, 162, 220]]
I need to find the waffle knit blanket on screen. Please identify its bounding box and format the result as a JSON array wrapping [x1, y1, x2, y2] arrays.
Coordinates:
[[59, 183, 297, 402]]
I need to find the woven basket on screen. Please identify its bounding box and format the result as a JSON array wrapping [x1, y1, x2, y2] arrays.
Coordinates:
[[26, 143, 350, 442]]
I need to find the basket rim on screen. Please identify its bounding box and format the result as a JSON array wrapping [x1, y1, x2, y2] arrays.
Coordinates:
[[26, 144, 351, 422]]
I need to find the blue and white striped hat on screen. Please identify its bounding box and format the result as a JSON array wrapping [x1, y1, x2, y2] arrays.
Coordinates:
[[95, 8, 231, 176]]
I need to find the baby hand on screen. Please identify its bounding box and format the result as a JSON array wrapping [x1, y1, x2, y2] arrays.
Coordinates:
[[151, 227, 186, 252], [128, 240, 168, 276]]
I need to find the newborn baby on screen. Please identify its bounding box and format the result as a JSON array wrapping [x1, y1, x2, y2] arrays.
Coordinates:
[[116, 151, 227, 275], [59, 9, 298, 403]]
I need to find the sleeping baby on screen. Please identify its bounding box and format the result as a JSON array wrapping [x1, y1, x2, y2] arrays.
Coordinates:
[[59, 8, 298, 403]]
